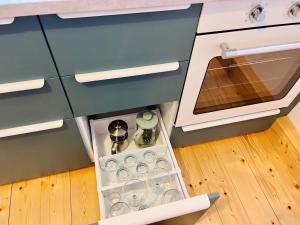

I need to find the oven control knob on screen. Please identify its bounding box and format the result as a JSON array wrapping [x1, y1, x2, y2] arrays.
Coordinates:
[[288, 2, 300, 18], [249, 5, 265, 22]]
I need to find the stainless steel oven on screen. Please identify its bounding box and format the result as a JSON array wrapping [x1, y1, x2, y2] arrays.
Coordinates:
[[176, 0, 300, 131]]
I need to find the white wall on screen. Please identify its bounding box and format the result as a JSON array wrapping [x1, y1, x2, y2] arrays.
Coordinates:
[[288, 102, 300, 131]]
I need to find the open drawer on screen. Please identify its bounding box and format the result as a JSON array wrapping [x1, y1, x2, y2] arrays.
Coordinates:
[[90, 109, 219, 225]]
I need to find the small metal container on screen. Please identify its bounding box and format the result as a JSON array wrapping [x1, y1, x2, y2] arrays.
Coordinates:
[[108, 120, 129, 154]]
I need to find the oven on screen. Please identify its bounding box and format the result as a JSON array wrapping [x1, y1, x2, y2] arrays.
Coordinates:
[[176, 0, 300, 131]]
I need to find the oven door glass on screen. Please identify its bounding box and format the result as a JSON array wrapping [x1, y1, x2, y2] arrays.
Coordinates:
[[193, 49, 300, 114]]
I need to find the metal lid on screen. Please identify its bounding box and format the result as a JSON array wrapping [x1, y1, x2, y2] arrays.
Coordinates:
[[108, 120, 128, 137], [136, 111, 158, 130]]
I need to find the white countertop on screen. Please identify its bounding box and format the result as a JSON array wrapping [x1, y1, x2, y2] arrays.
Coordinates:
[[0, 0, 222, 19]]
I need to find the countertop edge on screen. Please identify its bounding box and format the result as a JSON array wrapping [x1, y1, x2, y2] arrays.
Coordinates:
[[0, 0, 215, 19]]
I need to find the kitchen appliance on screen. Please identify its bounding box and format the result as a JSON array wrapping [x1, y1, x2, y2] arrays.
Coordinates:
[[133, 111, 159, 148], [176, 0, 300, 131], [108, 120, 129, 154]]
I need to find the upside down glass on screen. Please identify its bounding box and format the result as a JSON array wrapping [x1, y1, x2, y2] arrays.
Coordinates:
[[123, 179, 148, 209], [110, 201, 130, 217], [161, 189, 183, 204]]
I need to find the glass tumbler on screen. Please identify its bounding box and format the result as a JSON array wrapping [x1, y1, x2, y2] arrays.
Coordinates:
[[143, 150, 157, 164], [136, 162, 149, 178], [107, 192, 121, 206], [123, 179, 148, 208], [104, 158, 119, 172], [148, 168, 172, 195], [155, 157, 170, 171], [161, 189, 183, 204], [116, 166, 130, 182], [102, 158, 119, 185], [110, 201, 130, 217], [124, 154, 138, 168]]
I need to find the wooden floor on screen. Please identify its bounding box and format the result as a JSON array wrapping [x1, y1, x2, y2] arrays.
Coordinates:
[[0, 116, 300, 225]]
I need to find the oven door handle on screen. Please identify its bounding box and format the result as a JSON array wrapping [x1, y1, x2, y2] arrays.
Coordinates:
[[221, 41, 300, 59]]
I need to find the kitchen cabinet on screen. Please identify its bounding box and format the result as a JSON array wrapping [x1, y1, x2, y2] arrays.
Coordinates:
[[0, 118, 90, 185], [0, 4, 203, 186], [61, 61, 189, 116], [0, 16, 91, 184], [0, 16, 57, 83], [0, 78, 72, 129], [39, 5, 201, 76]]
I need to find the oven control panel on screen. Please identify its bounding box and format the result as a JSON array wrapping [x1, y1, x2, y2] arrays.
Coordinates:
[[197, 0, 300, 33]]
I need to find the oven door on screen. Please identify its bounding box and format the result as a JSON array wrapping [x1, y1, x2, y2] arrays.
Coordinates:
[[176, 24, 300, 130]]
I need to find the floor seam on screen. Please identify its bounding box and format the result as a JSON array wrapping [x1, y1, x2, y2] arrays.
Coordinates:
[[238, 135, 282, 225], [7, 184, 13, 225]]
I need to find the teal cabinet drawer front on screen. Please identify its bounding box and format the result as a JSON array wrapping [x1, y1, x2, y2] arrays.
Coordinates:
[[0, 16, 57, 83], [40, 5, 201, 76], [0, 119, 91, 185], [62, 61, 188, 116], [0, 78, 72, 129]]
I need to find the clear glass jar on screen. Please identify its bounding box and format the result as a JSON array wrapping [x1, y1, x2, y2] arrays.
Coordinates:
[[133, 111, 159, 148]]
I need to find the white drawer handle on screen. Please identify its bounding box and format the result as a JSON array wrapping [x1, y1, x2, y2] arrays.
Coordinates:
[[0, 120, 63, 138], [75, 62, 180, 83], [0, 79, 45, 94], [0, 17, 14, 25], [58, 5, 191, 19], [221, 41, 300, 59]]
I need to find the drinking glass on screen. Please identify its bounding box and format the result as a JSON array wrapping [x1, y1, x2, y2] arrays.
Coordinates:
[[155, 157, 170, 171], [136, 162, 149, 178], [161, 189, 182, 204], [107, 192, 121, 206], [102, 158, 120, 185], [103, 158, 119, 172], [110, 201, 130, 217], [116, 166, 130, 182], [148, 168, 172, 195], [143, 150, 157, 164], [124, 154, 138, 168], [123, 179, 148, 208]]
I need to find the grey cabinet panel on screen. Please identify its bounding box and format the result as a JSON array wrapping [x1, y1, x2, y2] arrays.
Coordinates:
[[0, 78, 72, 129], [40, 5, 201, 76], [0, 119, 91, 185], [171, 116, 277, 148], [62, 61, 189, 116], [0, 16, 57, 83]]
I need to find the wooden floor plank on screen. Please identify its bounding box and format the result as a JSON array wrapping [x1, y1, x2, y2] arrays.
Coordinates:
[[209, 138, 281, 225], [9, 178, 42, 225], [237, 135, 300, 225], [247, 132, 300, 211], [0, 184, 11, 225], [265, 124, 300, 184], [70, 167, 100, 225], [174, 148, 223, 225], [191, 143, 252, 225], [276, 117, 300, 151], [40, 172, 72, 225], [174, 148, 208, 195]]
